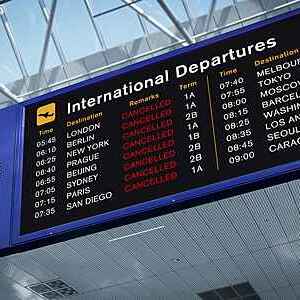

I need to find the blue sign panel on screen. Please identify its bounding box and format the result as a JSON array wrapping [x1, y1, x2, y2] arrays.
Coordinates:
[[9, 8, 300, 246], [0, 106, 19, 250]]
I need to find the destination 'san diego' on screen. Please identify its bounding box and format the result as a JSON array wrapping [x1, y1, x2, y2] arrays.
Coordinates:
[[21, 12, 300, 234]]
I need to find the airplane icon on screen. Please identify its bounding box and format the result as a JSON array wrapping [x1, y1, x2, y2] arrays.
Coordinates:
[[38, 112, 55, 118], [37, 103, 56, 126]]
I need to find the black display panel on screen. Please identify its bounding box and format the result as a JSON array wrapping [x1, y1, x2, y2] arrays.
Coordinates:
[[21, 12, 300, 234]]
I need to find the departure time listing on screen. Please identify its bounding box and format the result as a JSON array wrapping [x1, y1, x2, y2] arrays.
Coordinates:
[[21, 12, 300, 234]]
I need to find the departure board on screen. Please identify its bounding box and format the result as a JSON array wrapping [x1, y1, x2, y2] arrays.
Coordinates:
[[21, 12, 300, 234]]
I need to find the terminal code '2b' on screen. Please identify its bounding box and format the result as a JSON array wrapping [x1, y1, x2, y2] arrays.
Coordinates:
[[20, 12, 300, 235]]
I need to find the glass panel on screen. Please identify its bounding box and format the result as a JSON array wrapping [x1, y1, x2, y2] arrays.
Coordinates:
[[164, 0, 189, 23], [190, 0, 214, 34], [0, 23, 22, 84], [235, 0, 265, 19], [1, 0, 292, 101], [5, 0, 61, 75], [216, 0, 236, 9], [95, 6, 145, 48], [164, 0, 193, 34], [90, 0, 123, 14], [184, 0, 212, 18], [45, 0, 101, 61], [125, 37, 151, 57], [137, 0, 174, 34], [213, 0, 240, 28], [262, 0, 288, 10]]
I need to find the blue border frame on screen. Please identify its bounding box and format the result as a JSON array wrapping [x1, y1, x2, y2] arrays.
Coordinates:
[[11, 7, 300, 245], [0, 106, 19, 249]]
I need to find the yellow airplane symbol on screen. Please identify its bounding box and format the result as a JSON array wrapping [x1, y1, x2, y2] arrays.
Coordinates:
[[37, 103, 56, 126]]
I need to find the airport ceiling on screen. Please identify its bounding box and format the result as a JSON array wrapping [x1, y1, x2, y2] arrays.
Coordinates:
[[2, 181, 300, 299], [0, 0, 298, 108], [1, 1, 300, 299]]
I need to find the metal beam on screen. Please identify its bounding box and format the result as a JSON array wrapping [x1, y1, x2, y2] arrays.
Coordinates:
[[0, 84, 21, 103], [83, 0, 107, 50], [38, 0, 67, 67], [137, 13, 153, 51], [83, 0, 110, 66], [19, 0, 300, 99], [204, 0, 217, 32], [0, 6, 28, 78], [121, 0, 184, 44], [232, 0, 243, 23], [93, 0, 144, 18], [0, 0, 12, 4], [157, 0, 195, 44], [181, 0, 195, 34], [39, 0, 58, 74]]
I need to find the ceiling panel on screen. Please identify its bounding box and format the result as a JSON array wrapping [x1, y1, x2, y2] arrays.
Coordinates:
[[213, 258, 246, 284], [265, 184, 300, 242], [152, 214, 210, 265], [219, 196, 269, 251], [0, 181, 300, 299], [174, 208, 231, 260], [232, 252, 273, 292], [197, 203, 248, 256], [272, 244, 300, 287], [242, 190, 288, 247], [252, 248, 289, 289], [276, 285, 297, 300]]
